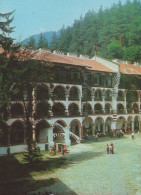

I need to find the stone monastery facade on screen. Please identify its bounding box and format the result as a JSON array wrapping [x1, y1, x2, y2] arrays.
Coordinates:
[[0, 49, 141, 155]]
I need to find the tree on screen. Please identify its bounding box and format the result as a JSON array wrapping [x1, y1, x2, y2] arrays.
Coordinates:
[[37, 33, 48, 49], [0, 11, 53, 151], [28, 36, 36, 49], [49, 32, 58, 51], [0, 10, 19, 119]]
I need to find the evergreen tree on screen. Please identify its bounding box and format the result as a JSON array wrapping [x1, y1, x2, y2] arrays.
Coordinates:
[[49, 32, 58, 51], [37, 33, 48, 49], [28, 36, 36, 49], [52, 0, 141, 62]]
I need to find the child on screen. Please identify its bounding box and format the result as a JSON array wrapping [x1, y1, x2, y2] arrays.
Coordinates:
[[106, 144, 109, 154]]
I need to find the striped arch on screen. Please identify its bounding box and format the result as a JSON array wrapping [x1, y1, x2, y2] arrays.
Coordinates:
[[10, 120, 25, 145], [53, 85, 66, 100], [69, 86, 80, 101], [68, 102, 79, 116], [69, 119, 81, 137], [53, 133, 65, 144], [83, 102, 93, 115], [10, 119, 25, 127], [52, 102, 66, 117], [53, 120, 67, 128]]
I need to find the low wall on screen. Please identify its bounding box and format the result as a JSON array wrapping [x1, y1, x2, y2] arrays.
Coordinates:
[[0, 144, 27, 156]]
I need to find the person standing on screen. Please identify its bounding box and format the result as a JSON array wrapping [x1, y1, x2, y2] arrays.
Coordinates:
[[106, 144, 109, 154], [61, 144, 64, 155], [111, 143, 114, 154], [131, 132, 134, 139]]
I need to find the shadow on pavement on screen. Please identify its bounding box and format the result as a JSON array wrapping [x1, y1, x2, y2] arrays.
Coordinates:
[[1, 177, 78, 195]]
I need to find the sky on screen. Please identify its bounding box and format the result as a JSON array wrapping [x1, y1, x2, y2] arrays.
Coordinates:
[[1, 0, 128, 42]]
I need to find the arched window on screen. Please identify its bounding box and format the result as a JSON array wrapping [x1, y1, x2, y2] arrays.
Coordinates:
[[52, 103, 65, 116], [36, 102, 50, 119], [94, 104, 102, 114], [53, 86, 65, 100], [94, 90, 102, 101], [68, 103, 79, 116], [69, 87, 79, 101], [36, 85, 49, 100], [83, 103, 92, 115]]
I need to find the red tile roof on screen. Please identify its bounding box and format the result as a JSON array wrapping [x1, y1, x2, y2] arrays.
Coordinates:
[[119, 63, 141, 75], [33, 50, 115, 73]]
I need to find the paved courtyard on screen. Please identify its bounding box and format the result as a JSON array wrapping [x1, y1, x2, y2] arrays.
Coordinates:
[[31, 134, 141, 195]]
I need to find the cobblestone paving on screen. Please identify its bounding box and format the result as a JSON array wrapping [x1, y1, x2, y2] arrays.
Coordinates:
[[32, 135, 141, 195]]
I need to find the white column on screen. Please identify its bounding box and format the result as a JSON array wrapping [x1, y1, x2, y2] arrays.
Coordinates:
[[64, 127, 71, 146], [47, 127, 54, 147], [131, 120, 134, 132]]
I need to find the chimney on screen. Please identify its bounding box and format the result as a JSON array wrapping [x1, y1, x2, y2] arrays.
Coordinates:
[[79, 54, 89, 59], [67, 52, 77, 57]]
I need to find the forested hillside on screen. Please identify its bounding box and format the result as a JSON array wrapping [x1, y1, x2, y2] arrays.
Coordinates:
[[49, 0, 141, 63]]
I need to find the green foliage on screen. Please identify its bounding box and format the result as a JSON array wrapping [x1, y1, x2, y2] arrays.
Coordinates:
[[107, 40, 123, 59], [24, 140, 42, 163], [123, 45, 141, 63], [49, 0, 141, 62], [28, 36, 36, 49], [37, 33, 48, 49]]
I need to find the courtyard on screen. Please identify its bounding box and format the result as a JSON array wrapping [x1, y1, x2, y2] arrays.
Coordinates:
[[1, 134, 141, 195]]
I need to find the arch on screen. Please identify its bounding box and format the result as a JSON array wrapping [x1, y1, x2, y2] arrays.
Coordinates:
[[53, 133, 65, 144], [126, 90, 138, 102], [133, 103, 139, 113], [35, 102, 50, 119], [54, 120, 67, 128], [70, 119, 81, 137], [82, 116, 94, 136], [82, 88, 92, 101], [53, 125, 65, 134], [105, 103, 112, 114], [52, 102, 66, 117], [95, 117, 104, 132], [127, 103, 132, 114], [117, 90, 125, 101], [105, 90, 112, 101], [36, 84, 49, 100], [35, 119, 50, 143], [69, 86, 79, 101], [105, 117, 113, 133], [134, 116, 139, 132], [83, 103, 93, 115], [68, 103, 79, 116], [94, 103, 103, 114], [0, 121, 9, 146], [117, 103, 124, 114], [94, 89, 102, 101], [117, 116, 126, 130], [69, 134, 77, 145], [10, 103, 24, 118], [53, 85, 66, 100], [10, 121, 25, 145]]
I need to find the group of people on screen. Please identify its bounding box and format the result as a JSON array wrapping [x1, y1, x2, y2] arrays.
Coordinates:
[[106, 143, 114, 154], [50, 143, 67, 156]]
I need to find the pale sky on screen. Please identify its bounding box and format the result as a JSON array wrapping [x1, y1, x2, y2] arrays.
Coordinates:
[[0, 0, 128, 42]]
